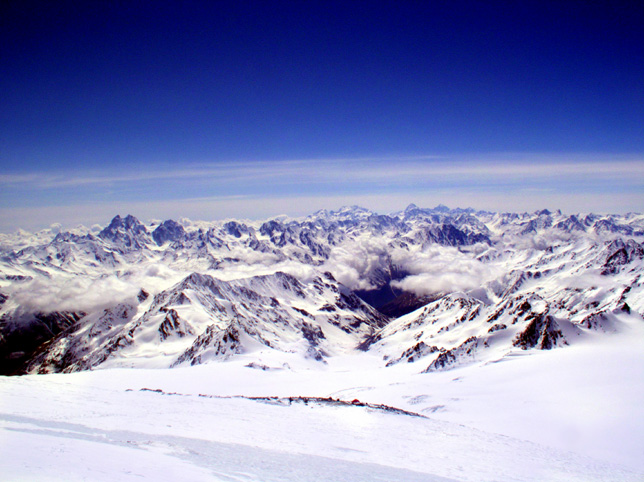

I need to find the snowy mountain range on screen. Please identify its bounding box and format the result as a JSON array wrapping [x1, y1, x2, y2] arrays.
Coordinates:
[[1, 204, 643, 375]]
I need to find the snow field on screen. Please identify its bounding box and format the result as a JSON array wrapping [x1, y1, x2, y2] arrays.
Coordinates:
[[2, 331, 643, 482]]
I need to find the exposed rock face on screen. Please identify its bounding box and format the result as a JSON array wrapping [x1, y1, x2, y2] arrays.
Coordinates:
[[174, 323, 243, 367], [513, 314, 565, 350], [26, 303, 136, 374], [26, 271, 388, 372], [158, 309, 194, 340], [423, 337, 480, 372], [137, 289, 150, 303], [0, 311, 85, 375], [1, 204, 643, 373], [386, 341, 440, 366], [601, 239, 644, 275], [99, 214, 149, 251], [152, 220, 186, 246], [379, 292, 444, 318]]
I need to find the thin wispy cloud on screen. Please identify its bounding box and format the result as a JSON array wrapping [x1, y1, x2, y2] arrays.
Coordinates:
[[1, 188, 643, 235], [2, 2, 641, 233], [2, 155, 643, 190], [0, 154, 642, 232]]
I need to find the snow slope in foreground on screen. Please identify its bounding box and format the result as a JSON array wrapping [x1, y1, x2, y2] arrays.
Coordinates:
[[1, 328, 643, 482]]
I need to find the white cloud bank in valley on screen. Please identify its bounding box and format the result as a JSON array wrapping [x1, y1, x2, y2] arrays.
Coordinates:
[[6, 263, 184, 315], [390, 244, 499, 296]]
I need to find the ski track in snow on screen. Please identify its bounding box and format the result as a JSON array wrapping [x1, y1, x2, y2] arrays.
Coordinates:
[[2, 206, 644, 480], [1, 413, 457, 482], [2, 343, 643, 482]]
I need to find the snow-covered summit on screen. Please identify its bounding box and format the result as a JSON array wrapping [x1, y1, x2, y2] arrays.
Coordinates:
[[1, 204, 643, 374]]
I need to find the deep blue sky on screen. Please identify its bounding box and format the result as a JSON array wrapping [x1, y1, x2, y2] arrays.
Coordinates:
[[1, 1, 643, 230]]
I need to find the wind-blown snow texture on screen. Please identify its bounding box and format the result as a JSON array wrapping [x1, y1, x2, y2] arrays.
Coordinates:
[[1, 204, 643, 480]]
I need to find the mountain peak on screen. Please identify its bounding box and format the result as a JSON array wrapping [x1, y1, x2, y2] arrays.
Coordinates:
[[123, 214, 141, 227], [333, 205, 373, 218], [102, 214, 144, 232], [4, 204, 644, 377], [152, 219, 186, 246], [433, 204, 450, 213], [98, 214, 148, 248]]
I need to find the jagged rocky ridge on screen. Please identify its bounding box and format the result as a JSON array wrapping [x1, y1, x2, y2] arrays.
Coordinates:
[[25, 271, 387, 373], [0, 204, 643, 374]]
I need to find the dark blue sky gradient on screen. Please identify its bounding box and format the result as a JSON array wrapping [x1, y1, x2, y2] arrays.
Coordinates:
[[2, 0, 643, 173]]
